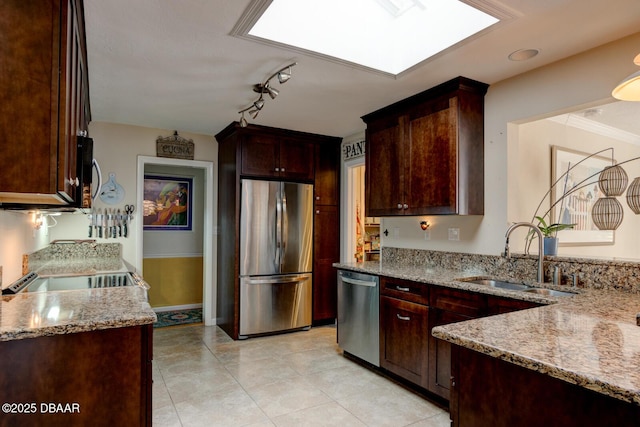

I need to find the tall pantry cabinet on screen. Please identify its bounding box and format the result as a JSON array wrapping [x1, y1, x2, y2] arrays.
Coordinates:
[[215, 122, 342, 339]]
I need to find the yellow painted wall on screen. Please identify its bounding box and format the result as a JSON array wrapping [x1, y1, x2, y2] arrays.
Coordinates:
[[143, 257, 203, 308]]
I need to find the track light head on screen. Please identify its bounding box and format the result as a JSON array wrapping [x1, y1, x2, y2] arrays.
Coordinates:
[[249, 109, 260, 119], [277, 68, 292, 84], [265, 84, 279, 99], [239, 113, 248, 127]]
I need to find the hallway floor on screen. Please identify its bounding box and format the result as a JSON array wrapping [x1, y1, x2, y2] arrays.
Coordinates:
[[153, 324, 450, 427]]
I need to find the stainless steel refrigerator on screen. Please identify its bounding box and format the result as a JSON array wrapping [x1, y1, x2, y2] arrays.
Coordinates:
[[239, 179, 313, 338]]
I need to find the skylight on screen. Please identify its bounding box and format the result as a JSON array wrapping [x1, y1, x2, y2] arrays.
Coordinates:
[[241, 0, 500, 76]]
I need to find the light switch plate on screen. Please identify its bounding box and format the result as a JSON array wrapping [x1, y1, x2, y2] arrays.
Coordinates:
[[424, 230, 431, 240], [393, 227, 400, 238], [448, 228, 460, 241]]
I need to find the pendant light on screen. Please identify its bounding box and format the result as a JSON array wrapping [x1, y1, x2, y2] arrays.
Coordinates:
[[626, 177, 640, 214], [592, 197, 624, 230], [612, 53, 640, 101], [598, 164, 628, 196]]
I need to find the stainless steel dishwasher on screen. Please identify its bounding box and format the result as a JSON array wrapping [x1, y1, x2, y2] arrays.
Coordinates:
[[337, 270, 380, 367]]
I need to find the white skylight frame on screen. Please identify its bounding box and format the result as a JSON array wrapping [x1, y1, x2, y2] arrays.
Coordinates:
[[232, 0, 509, 77]]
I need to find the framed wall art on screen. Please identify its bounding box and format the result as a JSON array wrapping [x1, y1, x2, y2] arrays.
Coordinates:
[[551, 146, 614, 245], [143, 174, 193, 231]]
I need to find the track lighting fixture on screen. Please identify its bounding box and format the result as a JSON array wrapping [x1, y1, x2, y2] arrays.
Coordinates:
[[238, 62, 297, 127]]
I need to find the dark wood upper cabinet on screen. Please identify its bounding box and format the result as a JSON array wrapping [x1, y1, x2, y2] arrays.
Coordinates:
[[362, 76, 488, 216], [0, 0, 90, 206], [240, 132, 315, 181]]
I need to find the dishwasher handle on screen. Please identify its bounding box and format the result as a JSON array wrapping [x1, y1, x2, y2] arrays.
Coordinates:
[[340, 276, 378, 287]]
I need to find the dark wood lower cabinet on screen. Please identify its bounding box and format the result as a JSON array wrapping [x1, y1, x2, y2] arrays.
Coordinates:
[[377, 277, 547, 405], [450, 345, 640, 427], [313, 205, 339, 323], [380, 295, 429, 388], [428, 309, 472, 399], [0, 325, 152, 427]]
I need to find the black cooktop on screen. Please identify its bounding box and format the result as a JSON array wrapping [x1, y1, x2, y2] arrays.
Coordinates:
[[2, 272, 135, 295]]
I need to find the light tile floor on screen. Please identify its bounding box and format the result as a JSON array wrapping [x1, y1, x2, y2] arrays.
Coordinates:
[[153, 324, 450, 427]]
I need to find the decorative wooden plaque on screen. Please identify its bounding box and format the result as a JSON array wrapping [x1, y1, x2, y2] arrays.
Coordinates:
[[156, 131, 194, 160]]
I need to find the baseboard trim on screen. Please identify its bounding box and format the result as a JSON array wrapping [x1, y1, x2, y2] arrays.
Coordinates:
[[153, 303, 203, 313]]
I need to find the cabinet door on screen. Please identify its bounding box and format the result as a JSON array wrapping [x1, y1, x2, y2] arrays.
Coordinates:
[[428, 308, 472, 399], [406, 96, 458, 214], [280, 138, 314, 181], [0, 0, 75, 204], [313, 205, 339, 322], [486, 295, 541, 315], [314, 141, 339, 205], [241, 134, 280, 177], [380, 296, 429, 388], [365, 117, 404, 216]]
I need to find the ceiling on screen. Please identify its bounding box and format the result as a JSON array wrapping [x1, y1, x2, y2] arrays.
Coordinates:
[[83, 0, 640, 139]]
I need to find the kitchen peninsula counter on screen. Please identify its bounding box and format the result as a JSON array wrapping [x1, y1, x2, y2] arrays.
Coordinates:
[[0, 285, 156, 341], [0, 249, 155, 426], [334, 260, 640, 406]]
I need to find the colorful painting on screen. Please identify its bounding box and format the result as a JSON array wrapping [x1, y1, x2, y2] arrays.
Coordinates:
[[143, 175, 193, 231], [551, 146, 614, 245]]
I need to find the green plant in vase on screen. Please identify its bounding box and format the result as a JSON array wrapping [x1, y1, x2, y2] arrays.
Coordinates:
[[534, 215, 575, 255]]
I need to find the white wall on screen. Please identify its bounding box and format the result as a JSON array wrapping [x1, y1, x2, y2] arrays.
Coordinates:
[[50, 122, 218, 269], [360, 31, 640, 258], [0, 211, 50, 284], [510, 118, 640, 258]]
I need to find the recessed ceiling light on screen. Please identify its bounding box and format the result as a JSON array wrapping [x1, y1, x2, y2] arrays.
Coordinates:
[[508, 48, 540, 61], [233, 0, 507, 76]]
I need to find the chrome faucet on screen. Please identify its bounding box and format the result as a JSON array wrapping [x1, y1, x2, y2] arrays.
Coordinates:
[[504, 222, 544, 283]]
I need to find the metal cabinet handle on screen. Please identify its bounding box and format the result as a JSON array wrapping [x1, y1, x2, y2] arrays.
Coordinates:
[[396, 286, 410, 292], [397, 203, 403, 209], [403, 204, 408, 209], [281, 168, 285, 172], [396, 314, 411, 321]]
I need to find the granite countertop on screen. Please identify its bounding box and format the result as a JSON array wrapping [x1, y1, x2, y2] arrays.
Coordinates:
[[335, 261, 640, 406], [1, 258, 156, 342]]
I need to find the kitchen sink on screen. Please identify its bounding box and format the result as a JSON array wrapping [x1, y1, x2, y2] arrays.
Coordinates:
[[459, 277, 577, 297], [522, 288, 576, 297], [460, 278, 532, 291]]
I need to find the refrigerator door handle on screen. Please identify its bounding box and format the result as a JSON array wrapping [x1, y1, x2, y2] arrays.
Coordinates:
[[282, 190, 288, 263], [243, 275, 309, 285], [275, 188, 282, 269]]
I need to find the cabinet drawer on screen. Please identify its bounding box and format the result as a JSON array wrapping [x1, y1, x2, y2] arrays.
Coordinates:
[[380, 276, 429, 305], [429, 286, 484, 318]]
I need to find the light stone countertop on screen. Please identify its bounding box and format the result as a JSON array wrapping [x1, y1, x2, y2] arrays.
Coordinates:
[[334, 261, 640, 406], [1, 258, 156, 342]]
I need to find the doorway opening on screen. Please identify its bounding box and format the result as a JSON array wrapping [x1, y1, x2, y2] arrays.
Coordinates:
[[342, 157, 380, 263], [136, 156, 215, 325]]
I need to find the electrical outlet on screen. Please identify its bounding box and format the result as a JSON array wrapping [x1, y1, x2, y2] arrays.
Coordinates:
[[424, 230, 431, 240], [448, 228, 460, 241], [393, 227, 400, 238]]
